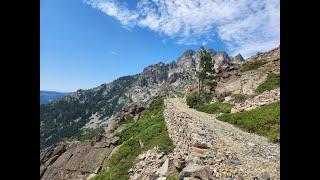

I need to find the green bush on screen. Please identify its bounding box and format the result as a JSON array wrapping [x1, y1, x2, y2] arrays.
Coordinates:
[[186, 93, 201, 108], [196, 102, 234, 114], [217, 101, 280, 143], [201, 91, 213, 103], [203, 79, 214, 87], [240, 61, 266, 72], [255, 73, 280, 93], [93, 99, 174, 180], [186, 92, 213, 108]]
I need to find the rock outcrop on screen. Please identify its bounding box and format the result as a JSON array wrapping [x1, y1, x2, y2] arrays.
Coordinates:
[[231, 53, 245, 64], [177, 50, 196, 69], [41, 101, 147, 180], [212, 51, 231, 67], [107, 103, 145, 132], [40, 137, 116, 180], [215, 48, 280, 96], [230, 88, 280, 113]]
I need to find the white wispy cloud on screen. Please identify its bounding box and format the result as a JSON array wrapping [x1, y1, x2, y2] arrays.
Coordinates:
[[84, 0, 279, 58], [110, 51, 118, 55]]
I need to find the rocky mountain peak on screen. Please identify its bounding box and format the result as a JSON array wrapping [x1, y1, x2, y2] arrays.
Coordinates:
[[207, 48, 217, 56], [139, 62, 170, 86], [211, 51, 231, 66], [231, 53, 245, 64], [177, 50, 196, 69]]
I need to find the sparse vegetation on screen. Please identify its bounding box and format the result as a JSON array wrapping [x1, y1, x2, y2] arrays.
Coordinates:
[[93, 98, 174, 180], [255, 73, 280, 93], [71, 127, 105, 141], [216, 91, 232, 102], [217, 101, 280, 142], [186, 93, 201, 108], [203, 79, 215, 87], [167, 173, 179, 180], [197, 102, 234, 114], [231, 93, 254, 103], [186, 91, 213, 108], [240, 60, 266, 72]]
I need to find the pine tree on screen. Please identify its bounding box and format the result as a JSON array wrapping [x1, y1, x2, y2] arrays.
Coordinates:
[[197, 47, 215, 93]]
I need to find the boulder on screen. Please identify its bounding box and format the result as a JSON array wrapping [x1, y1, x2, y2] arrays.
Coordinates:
[[260, 171, 271, 180], [173, 159, 186, 170], [185, 155, 203, 165], [228, 159, 241, 166], [158, 158, 170, 177], [192, 139, 210, 149], [190, 147, 209, 158], [179, 165, 214, 180]]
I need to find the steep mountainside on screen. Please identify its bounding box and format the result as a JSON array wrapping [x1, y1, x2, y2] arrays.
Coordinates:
[[40, 47, 280, 180], [40, 91, 70, 104], [40, 47, 244, 148]]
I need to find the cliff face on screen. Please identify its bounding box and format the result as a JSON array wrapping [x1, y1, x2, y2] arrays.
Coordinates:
[[215, 47, 280, 96]]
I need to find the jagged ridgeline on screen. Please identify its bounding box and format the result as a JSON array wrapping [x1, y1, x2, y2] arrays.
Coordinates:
[[40, 47, 242, 149]]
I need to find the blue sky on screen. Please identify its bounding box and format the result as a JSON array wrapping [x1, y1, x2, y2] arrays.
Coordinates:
[[41, 0, 279, 92]]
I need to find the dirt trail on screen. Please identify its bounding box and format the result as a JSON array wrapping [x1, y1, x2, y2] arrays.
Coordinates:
[[164, 98, 280, 179]]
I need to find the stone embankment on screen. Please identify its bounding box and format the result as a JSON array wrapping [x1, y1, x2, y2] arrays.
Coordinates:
[[130, 98, 280, 179]]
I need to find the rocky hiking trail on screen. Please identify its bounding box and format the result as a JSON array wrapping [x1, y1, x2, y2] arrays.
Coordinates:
[[162, 98, 280, 179]]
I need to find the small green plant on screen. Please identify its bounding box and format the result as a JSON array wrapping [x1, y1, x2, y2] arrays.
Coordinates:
[[240, 61, 266, 72], [196, 102, 234, 114], [203, 79, 214, 86], [217, 101, 280, 143], [167, 173, 179, 180], [255, 73, 280, 93]]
